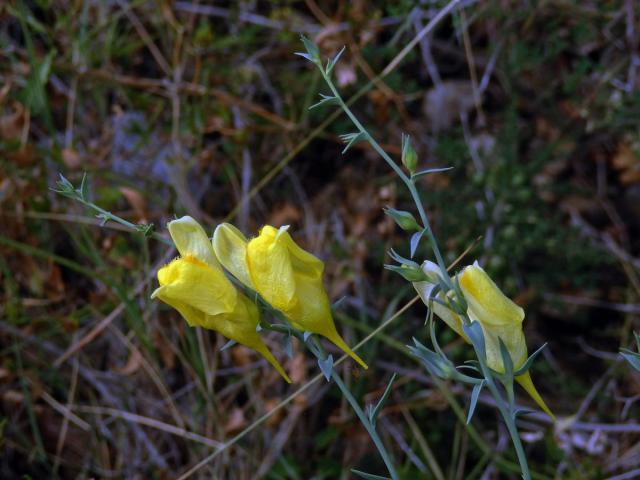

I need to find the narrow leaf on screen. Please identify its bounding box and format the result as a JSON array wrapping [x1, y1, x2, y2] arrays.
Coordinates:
[[351, 469, 391, 480], [513, 408, 536, 420], [463, 322, 486, 362], [77, 172, 89, 200], [303, 331, 313, 342], [309, 93, 339, 110], [412, 166, 454, 180], [467, 380, 485, 424], [299, 35, 319, 62], [452, 274, 468, 312], [57, 173, 74, 191], [318, 354, 334, 381], [408, 338, 448, 379], [498, 337, 513, 379], [410, 229, 426, 258], [428, 310, 447, 360], [621, 351, 640, 372], [220, 339, 237, 352], [368, 373, 397, 426], [514, 342, 547, 376], [388, 248, 419, 268], [283, 332, 293, 359], [339, 132, 365, 154], [294, 51, 313, 61], [326, 45, 346, 73]]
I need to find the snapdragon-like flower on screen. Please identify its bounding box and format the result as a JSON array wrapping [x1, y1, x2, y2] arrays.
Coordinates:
[[152, 216, 290, 383], [414, 261, 553, 419], [213, 223, 368, 369]]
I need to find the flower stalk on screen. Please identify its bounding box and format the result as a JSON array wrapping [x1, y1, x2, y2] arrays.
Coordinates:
[[263, 319, 399, 480], [55, 176, 396, 478], [301, 37, 548, 479], [52, 173, 170, 245]]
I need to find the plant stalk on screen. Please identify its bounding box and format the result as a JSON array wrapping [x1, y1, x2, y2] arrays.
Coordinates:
[[321, 71, 451, 288], [318, 62, 531, 480], [331, 369, 399, 480], [268, 323, 399, 480], [475, 351, 531, 480]]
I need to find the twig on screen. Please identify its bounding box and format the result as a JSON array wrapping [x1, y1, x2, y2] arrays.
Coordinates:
[[53, 356, 80, 475], [173, 2, 401, 34], [53, 248, 175, 367], [544, 293, 640, 314], [73, 405, 223, 449], [176, 295, 421, 480]]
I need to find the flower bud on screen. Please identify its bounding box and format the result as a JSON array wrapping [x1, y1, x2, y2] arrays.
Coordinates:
[[384, 207, 421, 232], [401, 134, 418, 173]]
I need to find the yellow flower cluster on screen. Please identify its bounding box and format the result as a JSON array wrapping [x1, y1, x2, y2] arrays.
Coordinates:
[[414, 261, 554, 419], [152, 216, 367, 384]]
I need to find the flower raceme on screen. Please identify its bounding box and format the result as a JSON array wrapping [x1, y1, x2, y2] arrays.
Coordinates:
[[414, 261, 554, 419], [213, 223, 368, 369], [151, 216, 291, 383]]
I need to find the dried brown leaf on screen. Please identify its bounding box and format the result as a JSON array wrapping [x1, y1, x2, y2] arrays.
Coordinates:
[[62, 148, 82, 170], [117, 349, 143, 376], [224, 407, 247, 434]]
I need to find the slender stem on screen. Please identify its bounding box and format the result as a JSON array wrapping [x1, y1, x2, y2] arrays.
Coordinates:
[[475, 352, 531, 480], [322, 72, 451, 287], [331, 370, 399, 480], [317, 64, 531, 480], [74, 197, 172, 245], [266, 323, 399, 479], [309, 337, 398, 480]]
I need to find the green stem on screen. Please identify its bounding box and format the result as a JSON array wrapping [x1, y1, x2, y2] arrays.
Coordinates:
[[331, 370, 399, 480], [317, 64, 531, 480], [265, 322, 398, 479], [311, 337, 399, 480], [475, 353, 531, 480], [321, 71, 452, 289], [74, 197, 172, 245]]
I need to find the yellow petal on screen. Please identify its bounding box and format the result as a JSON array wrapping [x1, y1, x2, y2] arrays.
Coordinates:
[[168, 216, 219, 268], [413, 261, 470, 341], [247, 225, 366, 369], [285, 267, 368, 368], [204, 294, 291, 383], [246, 225, 297, 311], [212, 223, 254, 288], [322, 327, 368, 369], [516, 371, 555, 421], [154, 255, 237, 315], [459, 263, 524, 327], [479, 323, 528, 374], [253, 342, 292, 383], [151, 290, 206, 327], [278, 227, 324, 279], [458, 263, 527, 372]]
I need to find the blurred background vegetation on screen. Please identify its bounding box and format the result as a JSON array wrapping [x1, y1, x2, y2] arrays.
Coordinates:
[[1, 1, 640, 478]]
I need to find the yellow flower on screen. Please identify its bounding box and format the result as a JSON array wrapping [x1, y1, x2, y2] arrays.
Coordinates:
[[214, 223, 368, 369], [152, 216, 290, 383], [414, 261, 553, 419], [414, 261, 469, 341]]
